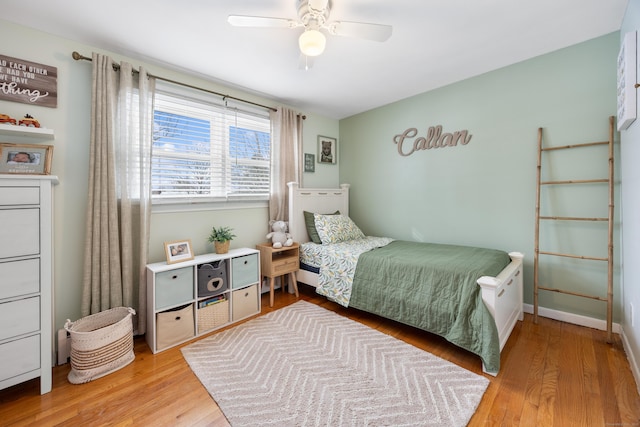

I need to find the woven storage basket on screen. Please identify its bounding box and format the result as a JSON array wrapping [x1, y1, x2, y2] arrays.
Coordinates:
[[198, 299, 229, 333], [64, 307, 136, 384]]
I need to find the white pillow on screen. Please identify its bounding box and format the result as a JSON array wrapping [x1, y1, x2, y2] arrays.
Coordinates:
[[314, 213, 365, 244]]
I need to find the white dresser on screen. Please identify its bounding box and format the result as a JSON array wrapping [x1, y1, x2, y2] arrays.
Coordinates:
[[0, 175, 57, 394]]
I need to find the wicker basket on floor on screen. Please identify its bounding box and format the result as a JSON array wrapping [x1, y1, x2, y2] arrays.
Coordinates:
[[64, 307, 136, 384]]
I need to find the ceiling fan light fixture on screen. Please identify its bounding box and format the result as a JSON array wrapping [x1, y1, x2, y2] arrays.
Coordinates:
[[299, 29, 326, 57]]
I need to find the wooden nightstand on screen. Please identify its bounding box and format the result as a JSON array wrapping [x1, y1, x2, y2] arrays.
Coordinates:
[[256, 242, 300, 307]]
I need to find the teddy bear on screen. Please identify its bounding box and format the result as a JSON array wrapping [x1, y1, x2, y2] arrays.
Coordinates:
[[266, 220, 293, 249]]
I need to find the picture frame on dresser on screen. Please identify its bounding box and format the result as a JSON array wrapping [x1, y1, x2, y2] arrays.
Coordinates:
[[0, 143, 53, 175], [164, 239, 194, 264]]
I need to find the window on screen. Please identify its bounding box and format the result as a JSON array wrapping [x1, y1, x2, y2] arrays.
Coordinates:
[[151, 82, 271, 203]]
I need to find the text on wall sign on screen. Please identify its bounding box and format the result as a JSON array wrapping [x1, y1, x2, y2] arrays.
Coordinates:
[[393, 125, 472, 156]]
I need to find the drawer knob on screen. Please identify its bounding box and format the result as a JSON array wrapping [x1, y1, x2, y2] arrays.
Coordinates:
[[245, 292, 249, 297], [172, 275, 178, 280], [498, 289, 505, 298], [244, 261, 248, 265], [508, 279, 513, 286], [515, 270, 521, 277], [175, 316, 181, 321]]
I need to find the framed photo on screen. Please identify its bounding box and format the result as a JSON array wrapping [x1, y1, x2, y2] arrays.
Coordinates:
[[0, 143, 53, 175], [317, 135, 337, 164], [164, 239, 194, 264], [304, 153, 315, 172]]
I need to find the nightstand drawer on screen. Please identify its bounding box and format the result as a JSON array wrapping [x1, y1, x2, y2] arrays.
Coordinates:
[[155, 267, 194, 310], [271, 256, 299, 275], [231, 254, 258, 289]]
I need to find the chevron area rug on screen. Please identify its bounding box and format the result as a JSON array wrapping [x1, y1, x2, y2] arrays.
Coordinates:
[[181, 301, 488, 426]]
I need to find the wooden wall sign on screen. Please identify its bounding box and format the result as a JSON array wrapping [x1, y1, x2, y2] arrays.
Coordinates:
[[0, 54, 57, 108], [393, 125, 472, 156]]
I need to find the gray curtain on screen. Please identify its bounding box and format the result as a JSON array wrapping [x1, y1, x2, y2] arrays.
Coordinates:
[[81, 53, 154, 334], [269, 107, 303, 222]]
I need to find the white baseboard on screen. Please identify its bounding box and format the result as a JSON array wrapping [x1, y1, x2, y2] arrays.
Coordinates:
[[523, 303, 621, 333], [620, 326, 640, 395]]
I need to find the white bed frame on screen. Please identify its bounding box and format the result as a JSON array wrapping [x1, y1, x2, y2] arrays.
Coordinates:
[[288, 182, 524, 374]]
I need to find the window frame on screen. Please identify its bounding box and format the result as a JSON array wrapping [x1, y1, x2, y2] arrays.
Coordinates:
[[151, 81, 271, 210]]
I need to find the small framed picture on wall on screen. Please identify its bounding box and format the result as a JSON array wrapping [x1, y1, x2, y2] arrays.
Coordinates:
[[318, 135, 337, 164], [304, 153, 315, 172]]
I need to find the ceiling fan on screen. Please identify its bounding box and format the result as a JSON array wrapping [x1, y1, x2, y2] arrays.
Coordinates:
[[227, 0, 392, 68]]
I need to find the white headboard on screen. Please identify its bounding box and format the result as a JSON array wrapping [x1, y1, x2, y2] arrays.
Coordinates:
[[288, 182, 350, 243]]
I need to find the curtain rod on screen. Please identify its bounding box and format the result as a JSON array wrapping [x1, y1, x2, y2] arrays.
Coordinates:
[[72, 51, 306, 119]]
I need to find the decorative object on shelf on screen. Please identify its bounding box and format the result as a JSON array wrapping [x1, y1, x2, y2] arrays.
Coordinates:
[[208, 226, 236, 254], [304, 153, 315, 172], [0, 142, 53, 175], [18, 114, 40, 128], [318, 135, 337, 164], [0, 114, 17, 125], [164, 239, 195, 264], [617, 31, 637, 131], [266, 220, 293, 249], [0, 54, 58, 108]]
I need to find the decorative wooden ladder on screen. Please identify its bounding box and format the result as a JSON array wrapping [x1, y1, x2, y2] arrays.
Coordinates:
[[533, 116, 615, 342]]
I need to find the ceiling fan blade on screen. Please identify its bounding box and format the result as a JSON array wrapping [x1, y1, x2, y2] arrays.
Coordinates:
[[328, 21, 392, 42], [227, 15, 299, 29], [298, 54, 315, 71]]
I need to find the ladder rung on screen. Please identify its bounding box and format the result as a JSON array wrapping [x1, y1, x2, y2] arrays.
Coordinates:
[[538, 250, 608, 262], [538, 285, 608, 301], [541, 141, 609, 151], [541, 179, 608, 185], [539, 216, 608, 221]]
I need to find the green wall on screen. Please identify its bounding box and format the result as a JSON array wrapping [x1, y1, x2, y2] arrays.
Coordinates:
[[339, 32, 621, 321]]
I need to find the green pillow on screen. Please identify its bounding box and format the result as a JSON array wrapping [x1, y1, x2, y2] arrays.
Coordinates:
[[303, 210, 340, 244]]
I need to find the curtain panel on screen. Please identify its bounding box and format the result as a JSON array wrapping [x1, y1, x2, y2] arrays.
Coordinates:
[[269, 107, 303, 223], [81, 53, 154, 334]]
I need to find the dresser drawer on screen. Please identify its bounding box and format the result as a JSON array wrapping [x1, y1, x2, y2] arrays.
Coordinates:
[[155, 267, 194, 310], [231, 253, 259, 289], [232, 284, 259, 321], [0, 186, 39, 206], [0, 258, 40, 300], [0, 335, 40, 380], [0, 297, 40, 341], [0, 208, 40, 259]]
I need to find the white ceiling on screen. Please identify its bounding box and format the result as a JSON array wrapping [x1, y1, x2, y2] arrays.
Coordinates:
[[0, 0, 629, 119]]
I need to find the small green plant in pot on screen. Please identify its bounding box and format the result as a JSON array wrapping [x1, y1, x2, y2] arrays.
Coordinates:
[[208, 226, 236, 254]]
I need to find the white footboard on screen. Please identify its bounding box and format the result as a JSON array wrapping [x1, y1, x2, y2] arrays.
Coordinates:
[[477, 252, 525, 357]]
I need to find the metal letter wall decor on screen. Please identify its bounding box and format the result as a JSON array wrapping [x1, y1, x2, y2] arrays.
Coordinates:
[[393, 125, 472, 156]]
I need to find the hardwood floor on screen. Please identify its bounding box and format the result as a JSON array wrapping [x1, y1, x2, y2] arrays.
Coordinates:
[[1, 284, 639, 426]]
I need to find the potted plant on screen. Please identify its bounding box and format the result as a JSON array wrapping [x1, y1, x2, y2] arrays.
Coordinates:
[[208, 226, 236, 254]]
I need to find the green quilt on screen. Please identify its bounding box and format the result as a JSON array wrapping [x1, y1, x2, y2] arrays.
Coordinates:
[[349, 240, 511, 373]]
